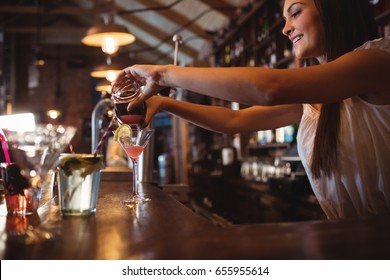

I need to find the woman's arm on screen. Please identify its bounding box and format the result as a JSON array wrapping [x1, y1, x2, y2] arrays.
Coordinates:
[[114, 49, 390, 109], [145, 95, 302, 134]]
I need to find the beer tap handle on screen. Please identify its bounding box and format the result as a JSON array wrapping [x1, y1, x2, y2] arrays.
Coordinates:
[[169, 34, 182, 99]]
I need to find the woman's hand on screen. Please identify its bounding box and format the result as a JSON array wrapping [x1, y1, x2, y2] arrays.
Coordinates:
[[113, 65, 168, 111], [142, 95, 166, 128]]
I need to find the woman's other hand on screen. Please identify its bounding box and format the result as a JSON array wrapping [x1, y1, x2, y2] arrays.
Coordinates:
[[142, 95, 165, 128]]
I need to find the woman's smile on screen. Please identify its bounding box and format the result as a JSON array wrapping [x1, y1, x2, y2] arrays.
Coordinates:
[[292, 35, 303, 44]]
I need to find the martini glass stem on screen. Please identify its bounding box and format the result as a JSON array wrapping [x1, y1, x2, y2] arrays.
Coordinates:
[[131, 158, 139, 198]]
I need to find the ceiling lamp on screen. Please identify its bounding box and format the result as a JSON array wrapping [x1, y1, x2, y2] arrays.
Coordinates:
[[82, 23, 136, 55], [90, 63, 123, 82], [95, 80, 112, 93]]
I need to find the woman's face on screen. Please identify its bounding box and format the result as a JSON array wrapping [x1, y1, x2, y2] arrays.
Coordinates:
[[282, 0, 325, 61]]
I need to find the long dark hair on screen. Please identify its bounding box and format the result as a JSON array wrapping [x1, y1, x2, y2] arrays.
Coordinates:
[[302, 0, 379, 178]]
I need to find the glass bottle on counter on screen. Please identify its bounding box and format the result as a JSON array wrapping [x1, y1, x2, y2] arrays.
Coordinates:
[[112, 82, 147, 126]]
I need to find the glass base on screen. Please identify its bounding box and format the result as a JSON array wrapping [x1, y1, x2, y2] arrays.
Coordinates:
[[60, 209, 96, 216], [121, 195, 150, 205]]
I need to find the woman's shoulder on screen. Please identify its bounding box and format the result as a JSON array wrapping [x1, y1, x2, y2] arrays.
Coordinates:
[[355, 37, 390, 53]]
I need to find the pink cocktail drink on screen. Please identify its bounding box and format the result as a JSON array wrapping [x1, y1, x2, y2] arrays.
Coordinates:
[[124, 145, 144, 159]]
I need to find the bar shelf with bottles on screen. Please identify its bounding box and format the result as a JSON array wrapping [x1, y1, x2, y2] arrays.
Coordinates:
[[213, 0, 294, 69], [187, 1, 316, 224], [210, 0, 297, 165], [211, 0, 296, 159]]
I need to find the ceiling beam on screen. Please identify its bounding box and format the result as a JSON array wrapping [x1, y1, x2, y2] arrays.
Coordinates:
[[118, 13, 198, 59], [196, 0, 238, 18], [0, 5, 96, 15], [130, 0, 205, 37]]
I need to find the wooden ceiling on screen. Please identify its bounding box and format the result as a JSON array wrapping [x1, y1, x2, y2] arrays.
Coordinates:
[[0, 0, 245, 65]]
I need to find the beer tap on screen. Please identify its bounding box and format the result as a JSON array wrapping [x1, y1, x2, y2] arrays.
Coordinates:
[[169, 34, 183, 99]]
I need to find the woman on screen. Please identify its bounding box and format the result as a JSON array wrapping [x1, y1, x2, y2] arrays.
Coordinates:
[[113, 0, 390, 219]]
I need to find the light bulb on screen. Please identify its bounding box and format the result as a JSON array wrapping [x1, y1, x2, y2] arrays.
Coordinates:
[[47, 109, 62, 119], [106, 70, 118, 82], [101, 36, 119, 55]]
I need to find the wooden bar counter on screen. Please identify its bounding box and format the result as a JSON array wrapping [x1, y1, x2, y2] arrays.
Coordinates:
[[1, 169, 390, 260]]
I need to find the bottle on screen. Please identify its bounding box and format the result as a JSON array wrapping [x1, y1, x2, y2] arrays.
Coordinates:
[[224, 44, 231, 66], [111, 82, 147, 126], [220, 134, 240, 178], [158, 153, 175, 185]]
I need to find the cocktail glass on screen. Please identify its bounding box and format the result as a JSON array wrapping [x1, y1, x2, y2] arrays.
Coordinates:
[[2, 124, 77, 215], [118, 127, 154, 204]]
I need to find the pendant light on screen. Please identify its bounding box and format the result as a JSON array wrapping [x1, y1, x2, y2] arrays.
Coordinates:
[[90, 57, 123, 82], [82, 14, 136, 55], [95, 79, 113, 94]]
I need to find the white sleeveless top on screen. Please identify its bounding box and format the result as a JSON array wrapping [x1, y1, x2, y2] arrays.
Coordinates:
[[297, 37, 390, 219]]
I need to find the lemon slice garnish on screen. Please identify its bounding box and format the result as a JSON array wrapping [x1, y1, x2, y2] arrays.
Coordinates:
[[114, 124, 132, 141]]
